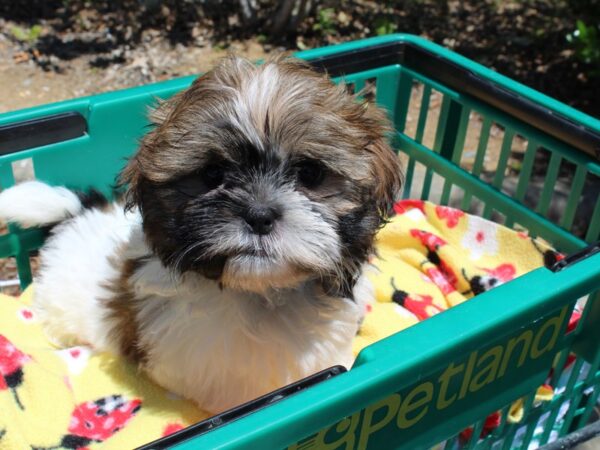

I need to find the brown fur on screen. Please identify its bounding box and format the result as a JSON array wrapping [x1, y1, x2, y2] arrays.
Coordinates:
[[105, 256, 147, 364]]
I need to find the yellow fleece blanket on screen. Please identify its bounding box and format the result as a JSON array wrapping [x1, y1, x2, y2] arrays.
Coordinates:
[[0, 200, 563, 449]]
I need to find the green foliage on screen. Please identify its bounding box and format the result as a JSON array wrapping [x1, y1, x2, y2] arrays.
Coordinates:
[[313, 8, 336, 35], [567, 20, 600, 67], [374, 17, 397, 36], [10, 25, 43, 43]]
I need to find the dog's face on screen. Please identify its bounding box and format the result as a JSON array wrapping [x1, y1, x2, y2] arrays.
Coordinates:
[[122, 55, 402, 295]]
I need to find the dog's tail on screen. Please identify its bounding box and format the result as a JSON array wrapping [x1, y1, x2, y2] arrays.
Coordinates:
[[0, 181, 84, 228]]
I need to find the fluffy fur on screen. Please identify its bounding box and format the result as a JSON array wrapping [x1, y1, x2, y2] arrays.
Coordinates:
[[0, 180, 82, 227], [0, 55, 402, 413]]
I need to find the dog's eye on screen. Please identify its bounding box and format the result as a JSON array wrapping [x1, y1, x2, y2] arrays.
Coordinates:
[[296, 160, 325, 189], [201, 164, 225, 190], [175, 164, 225, 197]]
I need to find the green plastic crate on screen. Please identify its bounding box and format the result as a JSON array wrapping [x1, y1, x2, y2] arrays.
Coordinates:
[[0, 34, 598, 450]]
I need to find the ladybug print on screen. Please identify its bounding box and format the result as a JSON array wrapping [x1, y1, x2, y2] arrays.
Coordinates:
[[531, 238, 565, 269], [410, 229, 447, 252], [462, 269, 503, 296], [0, 334, 31, 410], [542, 249, 565, 269], [393, 199, 426, 215], [424, 266, 457, 296], [390, 278, 445, 320], [435, 205, 465, 228], [37, 395, 142, 449], [162, 422, 185, 437], [482, 263, 516, 283], [425, 250, 459, 294], [462, 263, 516, 296]]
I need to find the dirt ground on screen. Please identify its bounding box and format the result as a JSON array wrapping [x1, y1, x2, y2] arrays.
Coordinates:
[[1, 0, 599, 116], [0, 35, 267, 113]]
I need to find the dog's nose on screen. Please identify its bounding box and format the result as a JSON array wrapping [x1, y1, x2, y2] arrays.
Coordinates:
[[244, 207, 279, 235]]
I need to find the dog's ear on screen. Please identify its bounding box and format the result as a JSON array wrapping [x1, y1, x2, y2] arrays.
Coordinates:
[[362, 105, 403, 216], [118, 56, 255, 209], [119, 153, 143, 212], [366, 135, 403, 215], [119, 93, 184, 211]]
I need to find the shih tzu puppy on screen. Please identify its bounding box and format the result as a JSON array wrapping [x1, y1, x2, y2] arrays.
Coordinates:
[[0, 55, 402, 413]]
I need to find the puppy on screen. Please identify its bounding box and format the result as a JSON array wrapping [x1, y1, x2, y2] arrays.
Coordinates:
[[0, 55, 402, 413]]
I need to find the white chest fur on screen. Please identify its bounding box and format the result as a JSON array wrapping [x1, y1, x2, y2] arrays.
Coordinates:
[[130, 268, 361, 412]]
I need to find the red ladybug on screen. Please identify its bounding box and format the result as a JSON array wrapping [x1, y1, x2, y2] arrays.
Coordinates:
[[531, 238, 565, 269], [393, 199, 426, 215], [411, 231, 457, 294], [410, 229, 447, 252], [482, 263, 516, 282], [543, 249, 565, 269], [435, 205, 465, 228], [462, 264, 516, 296], [162, 422, 185, 437], [39, 395, 142, 450], [424, 265, 457, 296], [391, 278, 445, 320], [0, 334, 31, 410]]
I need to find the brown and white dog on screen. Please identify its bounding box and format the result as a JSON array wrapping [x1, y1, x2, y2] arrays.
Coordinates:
[[0, 55, 402, 413]]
